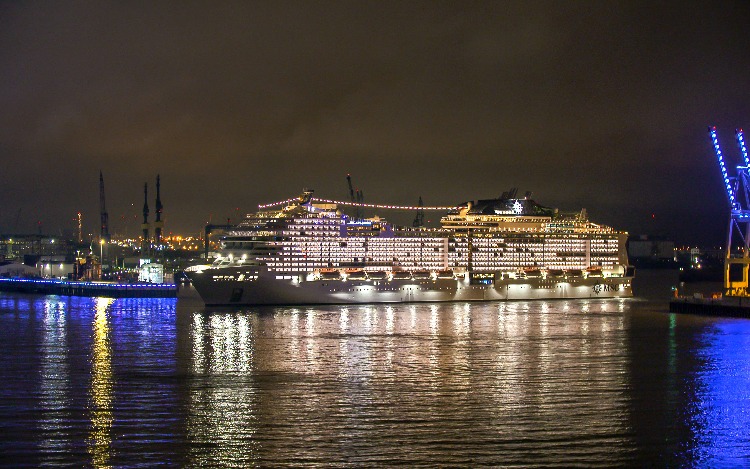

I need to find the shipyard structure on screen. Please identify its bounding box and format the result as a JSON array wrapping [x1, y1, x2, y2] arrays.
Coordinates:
[[187, 189, 633, 305]]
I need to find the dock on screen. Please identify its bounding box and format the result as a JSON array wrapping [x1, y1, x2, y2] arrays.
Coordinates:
[[669, 296, 750, 318], [0, 277, 177, 298]]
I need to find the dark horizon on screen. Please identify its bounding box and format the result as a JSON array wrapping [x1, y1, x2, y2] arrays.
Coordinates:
[[2, 2, 750, 246]]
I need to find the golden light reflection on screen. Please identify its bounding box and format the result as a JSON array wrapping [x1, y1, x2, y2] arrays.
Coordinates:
[[89, 297, 114, 468]]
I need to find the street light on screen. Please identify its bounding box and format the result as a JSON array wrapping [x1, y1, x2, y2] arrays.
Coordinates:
[[99, 239, 106, 280]]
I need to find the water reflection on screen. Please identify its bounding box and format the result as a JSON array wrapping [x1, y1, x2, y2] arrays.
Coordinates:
[[89, 298, 114, 468], [38, 298, 71, 464], [11, 281, 750, 466], [178, 300, 635, 465], [691, 320, 750, 466], [187, 311, 259, 466]]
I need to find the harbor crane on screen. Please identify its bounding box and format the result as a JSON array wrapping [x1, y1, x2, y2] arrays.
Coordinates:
[[99, 171, 110, 243], [141, 183, 150, 257], [346, 174, 364, 219], [413, 196, 425, 227], [154, 175, 163, 249], [709, 126, 750, 296]]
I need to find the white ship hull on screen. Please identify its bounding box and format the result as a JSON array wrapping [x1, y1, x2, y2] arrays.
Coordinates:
[[188, 267, 633, 306]]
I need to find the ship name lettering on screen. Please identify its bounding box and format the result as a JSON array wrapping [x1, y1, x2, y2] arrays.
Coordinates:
[[593, 283, 620, 294]]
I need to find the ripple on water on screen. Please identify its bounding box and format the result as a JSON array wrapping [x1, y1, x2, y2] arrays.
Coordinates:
[[1, 290, 749, 466]]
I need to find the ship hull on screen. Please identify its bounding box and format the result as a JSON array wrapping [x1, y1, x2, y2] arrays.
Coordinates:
[[187, 267, 633, 306]]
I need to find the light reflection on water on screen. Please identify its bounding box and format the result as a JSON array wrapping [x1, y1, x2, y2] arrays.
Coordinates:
[[177, 300, 635, 465], [692, 319, 750, 466], [187, 311, 259, 466], [2, 287, 750, 465], [38, 298, 70, 465], [89, 298, 114, 468]]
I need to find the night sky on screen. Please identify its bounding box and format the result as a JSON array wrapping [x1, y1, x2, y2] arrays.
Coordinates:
[[2, 1, 750, 246]]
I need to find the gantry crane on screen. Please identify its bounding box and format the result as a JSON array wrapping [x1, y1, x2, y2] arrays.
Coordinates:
[[709, 126, 750, 296]]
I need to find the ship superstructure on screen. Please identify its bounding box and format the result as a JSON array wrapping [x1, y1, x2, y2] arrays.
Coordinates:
[[187, 189, 633, 305]]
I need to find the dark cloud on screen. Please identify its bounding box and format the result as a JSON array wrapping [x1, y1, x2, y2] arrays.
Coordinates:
[[1, 1, 749, 244]]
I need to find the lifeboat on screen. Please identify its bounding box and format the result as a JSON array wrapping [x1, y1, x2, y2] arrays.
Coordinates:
[[319, 270, 343, 280], [436, 269, 455, 279], [547, 269, 565, 278], [586, 267, 603, 278], [345, 269, 368, 280], [565, 269, 584, 278], [392, 271, 413, 280], [367, 271, 388, 280], [411, 270, 431, 279], [523, 268, 543, 278]]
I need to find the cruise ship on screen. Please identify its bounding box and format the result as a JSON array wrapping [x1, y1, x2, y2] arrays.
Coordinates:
[[186, 189, 634, 305]]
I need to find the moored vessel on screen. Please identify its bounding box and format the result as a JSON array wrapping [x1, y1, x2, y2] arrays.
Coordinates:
[[187, 189, 634, 305]]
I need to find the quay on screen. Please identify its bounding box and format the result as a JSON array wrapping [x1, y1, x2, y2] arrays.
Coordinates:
[[669, 296, 750, 319], [0, 277, 177, 298]]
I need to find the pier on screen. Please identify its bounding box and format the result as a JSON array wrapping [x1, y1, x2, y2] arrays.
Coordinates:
[[670, 296, 750, 318], [0, 278, 177, 298]]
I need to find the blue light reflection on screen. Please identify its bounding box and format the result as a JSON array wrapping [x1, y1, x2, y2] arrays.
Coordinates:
[[691, 319, 750, 466]]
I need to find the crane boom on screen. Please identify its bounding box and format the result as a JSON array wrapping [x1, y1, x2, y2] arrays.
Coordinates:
[[346, 174, 355, 203], [346, 174, 362, 219], [709, 126, 738, 209], [737, 128, 750, 168]]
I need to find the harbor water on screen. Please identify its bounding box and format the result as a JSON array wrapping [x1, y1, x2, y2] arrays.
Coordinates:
[[1, 270, 750, 467]]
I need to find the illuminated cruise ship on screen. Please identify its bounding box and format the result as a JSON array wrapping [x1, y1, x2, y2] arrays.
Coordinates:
[[186, 189, 634, 305]]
